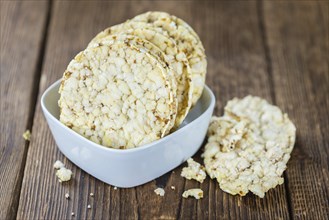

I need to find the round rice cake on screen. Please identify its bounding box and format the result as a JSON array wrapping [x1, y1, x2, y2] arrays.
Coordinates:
[[132, 11, 207, 106], [88, 23, 193, 127], [90, 34, 179, 130], [88, 21, 166, 48], [59, 37, 177, 149], [202, 96, 296, 198]]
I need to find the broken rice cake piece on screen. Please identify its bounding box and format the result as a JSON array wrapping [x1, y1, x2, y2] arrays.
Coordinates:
[[203, 96, 296, 198], [182, 188, 203, 199], [53, 160, 65, 169], [181, 158, 207, 183], [22, 130, 31, 141], [154, 187, 165, 196], [53, 160, 72, 183], [56, 167, 73, 183]]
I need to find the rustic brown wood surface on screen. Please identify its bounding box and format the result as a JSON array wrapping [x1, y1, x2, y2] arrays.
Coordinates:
[[0, 1, 328, 220], [0, 1, 48, 219], [264, 1, 329, 219]]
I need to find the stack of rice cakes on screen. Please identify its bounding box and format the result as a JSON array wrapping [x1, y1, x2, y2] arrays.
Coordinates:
[[59, 12, 207, 149]]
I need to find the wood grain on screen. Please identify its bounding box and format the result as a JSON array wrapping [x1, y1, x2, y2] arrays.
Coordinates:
[[16, 1, 142, 219], [263, 1, 329, 219], [191, 1, 290, 219], [10, 0, 328, 219], [16, 1, 292, 219], [0, 1, 48, 219]]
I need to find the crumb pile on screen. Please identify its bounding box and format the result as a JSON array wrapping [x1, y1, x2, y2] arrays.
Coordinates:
[[53, 160, 72, 183]]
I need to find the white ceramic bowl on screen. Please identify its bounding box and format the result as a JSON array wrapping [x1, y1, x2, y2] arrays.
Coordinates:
[[41, 80, 215, 187]]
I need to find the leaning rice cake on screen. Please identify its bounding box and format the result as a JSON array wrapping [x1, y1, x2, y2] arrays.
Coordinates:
[[132, 11, 207, 106], [89, 23, 193, 127], [59, 37, 177, 149], [90, 34, 179, 131]]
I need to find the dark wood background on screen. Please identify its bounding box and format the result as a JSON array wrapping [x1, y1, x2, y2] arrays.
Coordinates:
[[1, 0, 328, 219]]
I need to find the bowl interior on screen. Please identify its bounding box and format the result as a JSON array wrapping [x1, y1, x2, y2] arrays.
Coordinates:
[[42, 80, 215, 131]]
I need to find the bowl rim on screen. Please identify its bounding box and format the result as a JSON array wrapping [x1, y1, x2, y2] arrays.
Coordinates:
[[41, 79, 216, 154]]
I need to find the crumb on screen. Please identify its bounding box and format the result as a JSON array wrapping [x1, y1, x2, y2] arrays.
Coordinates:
[[113, 186, 117, 190], [90, 193, 94, 197], [171, 186, 175, 190], [65, 193, 70, 199], [53, 160, 65, 169], [181, 158, 207, 183], [56, 167, 72, 182], [87, 204, 91, 209], [71, 212, 75, 216], [22, 130, 31, 141], [182, 188, 203, 199], [154, 187, 165, 196]]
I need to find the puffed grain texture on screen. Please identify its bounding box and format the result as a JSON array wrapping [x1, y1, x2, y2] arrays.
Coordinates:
[[89, 23, 193, 127], [182, 188, 203, 199], [59, 38, 177, 149], [90, 34, 179, 133], [132, 11, 207, 106], [203, 96, 296, 198], [181, 158, 207, 183], [56, 167, 72, 182]]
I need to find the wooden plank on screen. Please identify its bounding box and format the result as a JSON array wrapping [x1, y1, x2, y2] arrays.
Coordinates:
[[263, 1, 329, 219], [183, 1, 290, 219], [0, 1, 48, 219], [134, 1, 290, 219], [17, 1, 291, 219], [16, 1, 141, 219]]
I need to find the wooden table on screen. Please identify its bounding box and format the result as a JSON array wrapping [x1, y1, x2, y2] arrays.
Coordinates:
[[1, 1, 328, 219]]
